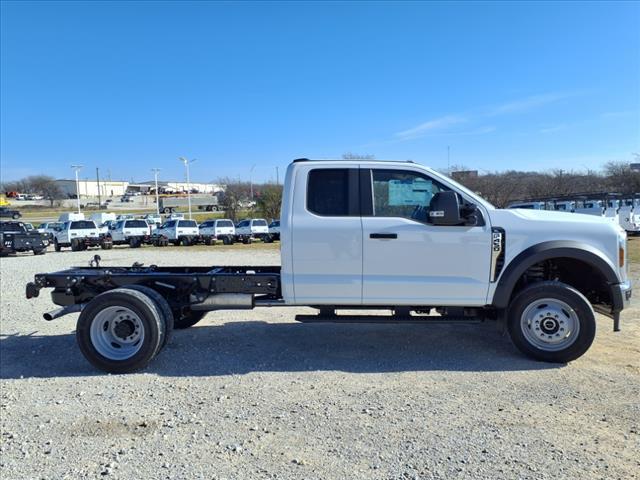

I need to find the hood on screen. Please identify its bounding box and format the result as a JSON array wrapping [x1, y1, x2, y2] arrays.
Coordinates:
[[488, 207, 626, 282]]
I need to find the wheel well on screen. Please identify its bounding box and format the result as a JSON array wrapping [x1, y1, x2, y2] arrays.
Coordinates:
[[510, 257, 612, 306]]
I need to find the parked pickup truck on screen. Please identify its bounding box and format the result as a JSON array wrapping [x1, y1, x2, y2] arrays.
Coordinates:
[[235, 218, 271, 243], [1, 221, 48, 256], [109, 219, 152, 248], [27, 158, 632, 373], [154, 219, 199, 246], [0, 207, 22, 219], [53, 220, 113, 252], [198, 219, 236, 245]]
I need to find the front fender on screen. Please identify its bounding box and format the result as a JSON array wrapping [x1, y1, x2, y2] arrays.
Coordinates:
[[491, 241, 620, 309]]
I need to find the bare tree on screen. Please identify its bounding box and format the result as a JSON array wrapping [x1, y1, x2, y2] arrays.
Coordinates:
[[216, 178, 252, 222], [255, 183, 282, 220], [342, 152, 376, 160]]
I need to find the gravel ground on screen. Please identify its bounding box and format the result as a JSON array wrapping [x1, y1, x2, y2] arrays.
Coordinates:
[[1, 245, 639, 480]]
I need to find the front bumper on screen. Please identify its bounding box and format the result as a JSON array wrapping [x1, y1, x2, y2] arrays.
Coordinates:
[[614, 281, 633, 310]]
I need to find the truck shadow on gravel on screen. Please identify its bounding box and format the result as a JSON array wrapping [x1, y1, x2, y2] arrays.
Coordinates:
[[1, 320, 561, 379]]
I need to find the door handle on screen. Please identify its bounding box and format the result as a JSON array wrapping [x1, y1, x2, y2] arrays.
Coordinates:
[[370, 233, 397, 239]]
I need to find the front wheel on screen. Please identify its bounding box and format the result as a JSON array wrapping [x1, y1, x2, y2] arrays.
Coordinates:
[[12, 213, 20, 219], [54, 239, 62, 252], [507, 281, 596, 363]]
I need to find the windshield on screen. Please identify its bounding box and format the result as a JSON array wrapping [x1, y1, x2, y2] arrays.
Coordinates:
[[70, 221, 96, 230]]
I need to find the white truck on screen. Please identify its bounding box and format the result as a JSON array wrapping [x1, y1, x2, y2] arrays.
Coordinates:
[[618, 197, 640, 234], [159, 195, 222, 213], [52, 220, 113, 252], [198, 219, 236, 245], [268, 220, 280, 241], [235, 218, 271, 243], [108, 219, 153, 248], [27, 158, 632, 373], [154, 219, 199, 246]]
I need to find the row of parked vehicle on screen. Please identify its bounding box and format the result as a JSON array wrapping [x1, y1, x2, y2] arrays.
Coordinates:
[[2, 214, 281, 255], [508, 193, 640, 234]]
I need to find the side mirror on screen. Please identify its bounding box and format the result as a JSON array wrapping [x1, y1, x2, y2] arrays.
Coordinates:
[[429, 191, 463, 226]]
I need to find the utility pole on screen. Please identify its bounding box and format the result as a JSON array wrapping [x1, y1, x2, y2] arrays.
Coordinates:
[[178, 157, 196, 219], [250, 164, 256, 200], [96, 167, 101, 207], [71, 165, 83, 214], [276, 166, 280, 185], [151, 168, 161, 216]]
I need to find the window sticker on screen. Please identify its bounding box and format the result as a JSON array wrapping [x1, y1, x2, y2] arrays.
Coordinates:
[[388, 178, 431, 206]]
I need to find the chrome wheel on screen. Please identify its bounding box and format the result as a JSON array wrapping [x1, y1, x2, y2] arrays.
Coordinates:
[[89, 306, 145, 360], [520, 298, 580, 352]]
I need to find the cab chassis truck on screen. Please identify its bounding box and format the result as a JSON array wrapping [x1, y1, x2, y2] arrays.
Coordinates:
[[26, 159, 632, 373]]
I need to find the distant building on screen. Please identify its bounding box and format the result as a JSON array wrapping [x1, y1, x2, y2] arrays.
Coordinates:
[[55, 179, 224, 198], [56, 179, 129, 198]]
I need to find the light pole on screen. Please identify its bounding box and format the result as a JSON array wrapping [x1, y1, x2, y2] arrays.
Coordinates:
[[250, 164, 256, 200], [151, 168, 161, 216], [71, 165, 83, 214], [178, 157, 196, 219]]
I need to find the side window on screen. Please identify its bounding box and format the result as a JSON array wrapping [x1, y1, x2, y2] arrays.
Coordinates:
[[370, 169, 447, 222], [307, 168, 358, 216]]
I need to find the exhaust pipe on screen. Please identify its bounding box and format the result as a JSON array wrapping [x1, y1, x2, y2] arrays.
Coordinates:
[[43, 304, 83, 321], [190, 293, 254, 311]]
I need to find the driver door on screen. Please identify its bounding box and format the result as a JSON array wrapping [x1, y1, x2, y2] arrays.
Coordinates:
[[361, 168, 491, 306]]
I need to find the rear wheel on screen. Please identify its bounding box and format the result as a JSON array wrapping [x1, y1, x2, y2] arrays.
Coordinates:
[[12, 213, 20, 219], [172, 309, 206, 329], [179, 237, 190, 246], [507, 281, 596, 363], [71, 239, 82, 251], [222, 236, 232, 245], [123, 285, 174, 349], [129, 237, 141, 248], [76, 288, 164, 373]]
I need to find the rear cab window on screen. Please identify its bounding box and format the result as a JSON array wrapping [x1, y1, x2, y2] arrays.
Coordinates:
[[178, 220, 197, 228], [306, 168, 359, 216], [70, 221, 96, 230]]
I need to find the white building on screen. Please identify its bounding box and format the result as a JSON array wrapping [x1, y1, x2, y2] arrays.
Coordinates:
[[56, 179, 129, 198]]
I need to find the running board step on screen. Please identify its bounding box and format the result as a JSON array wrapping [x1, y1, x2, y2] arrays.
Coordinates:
[[294, 315, 482, 324]]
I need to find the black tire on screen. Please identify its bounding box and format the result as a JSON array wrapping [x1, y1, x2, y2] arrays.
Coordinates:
[[101, 240, 113, 250], [129, 237, 141, 248], [172, 309, 206, 329], [204, 237, 215, 246], [507, 281, 596, 363], [242, 237, 251, 244], [263, 234, 273, 243], [222, 236, 231, 245], [179, 237, 190, 247], [33, 248, 46, 255], [71, 239, 82, 251], [123, 285, 174, 349], [54, 239, 62, 252], [12, 213, 20, 219], [76, 288, 164, 373]]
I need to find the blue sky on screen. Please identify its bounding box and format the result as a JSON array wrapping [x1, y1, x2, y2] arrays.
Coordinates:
[[1, 1, 639, 183]]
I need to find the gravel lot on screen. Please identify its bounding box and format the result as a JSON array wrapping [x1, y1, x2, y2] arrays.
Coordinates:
[[1, 245, 639, 479]]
